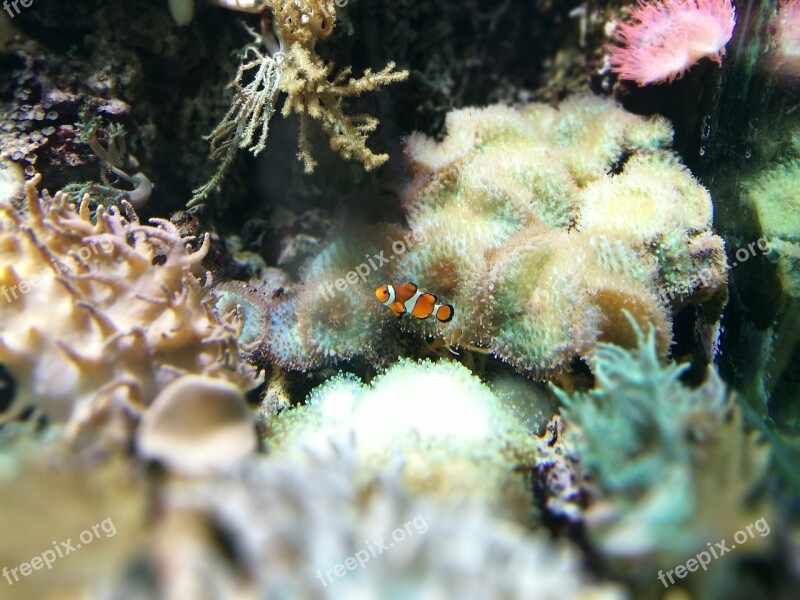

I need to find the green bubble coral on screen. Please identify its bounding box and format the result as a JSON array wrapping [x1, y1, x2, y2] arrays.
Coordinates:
[[263, 226, 407, 370]]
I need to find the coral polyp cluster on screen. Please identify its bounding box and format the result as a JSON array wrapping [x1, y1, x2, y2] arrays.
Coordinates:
[[267, 358, 538, 512], [262, 97, 727, 377], [261, 226, 411, 370], [0, 178, 260, 442], [395, 96, 727, 377], [549, 322, 768, 566]]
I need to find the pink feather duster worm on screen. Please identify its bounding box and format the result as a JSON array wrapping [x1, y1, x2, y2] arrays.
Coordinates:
[[608, 0, 736, 86]]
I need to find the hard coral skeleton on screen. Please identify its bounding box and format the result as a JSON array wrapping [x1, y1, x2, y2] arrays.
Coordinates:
[[191, 0, 408, 205]]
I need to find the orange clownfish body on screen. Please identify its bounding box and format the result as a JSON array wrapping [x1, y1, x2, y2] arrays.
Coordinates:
[[375, 283, 454, 323]]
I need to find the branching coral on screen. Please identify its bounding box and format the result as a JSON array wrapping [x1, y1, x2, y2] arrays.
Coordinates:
[[0, 177, 260, 445], [266, 358, 538, 513], [551, 319, 769, 567], [191, 0, 408, 204]]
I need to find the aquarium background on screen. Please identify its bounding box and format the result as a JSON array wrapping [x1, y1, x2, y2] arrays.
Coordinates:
[[0, 1, 798, 599]]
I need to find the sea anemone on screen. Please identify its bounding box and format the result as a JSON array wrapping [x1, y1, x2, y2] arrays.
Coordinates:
[[608, 0, 736, 86]]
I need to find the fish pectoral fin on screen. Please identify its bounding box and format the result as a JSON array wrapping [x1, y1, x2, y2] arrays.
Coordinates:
[[388, 302, 406, 317]]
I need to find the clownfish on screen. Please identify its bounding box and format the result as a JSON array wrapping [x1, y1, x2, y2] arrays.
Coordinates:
[[375, 283, 454, 323]]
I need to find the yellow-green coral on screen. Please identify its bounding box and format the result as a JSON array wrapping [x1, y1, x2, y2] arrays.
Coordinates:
[[395, 95, 727, 377], [257, 96, 725, 377], [745, 159, 800, 296], [263, 226, 408, 370], [0, 177, 260, 444]]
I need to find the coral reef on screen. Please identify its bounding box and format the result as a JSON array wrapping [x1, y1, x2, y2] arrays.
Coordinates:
[[607, 0, 736, 86], [0, 177, 260, 446], [266, 358, 538, 513], [551, 320, 769, 576], [0, 2, 795, 599]]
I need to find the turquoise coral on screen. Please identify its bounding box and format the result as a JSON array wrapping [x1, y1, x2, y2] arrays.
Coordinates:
[[551, 318, 768, 567]]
